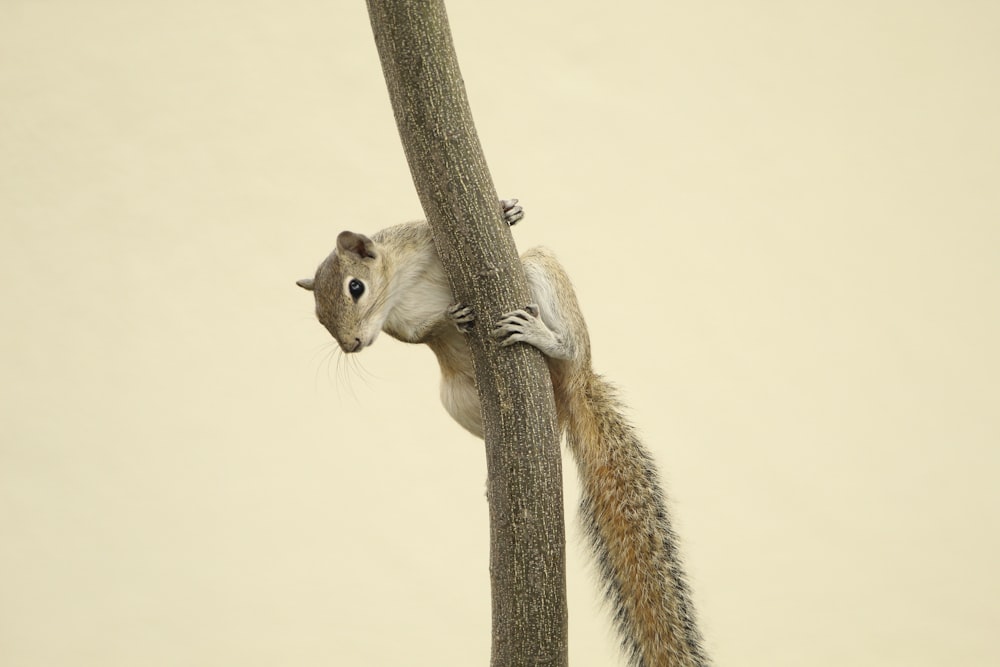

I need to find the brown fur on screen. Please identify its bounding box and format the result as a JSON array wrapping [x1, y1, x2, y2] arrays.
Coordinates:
[[566, 374, 707, 666], [300, 217, 708, 666]]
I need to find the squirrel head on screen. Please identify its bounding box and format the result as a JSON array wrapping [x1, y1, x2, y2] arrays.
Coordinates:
[[297, 231, 387, 353]]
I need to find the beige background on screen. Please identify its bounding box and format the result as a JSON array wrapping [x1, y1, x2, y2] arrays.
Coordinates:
[[2, 1, 998, 665]]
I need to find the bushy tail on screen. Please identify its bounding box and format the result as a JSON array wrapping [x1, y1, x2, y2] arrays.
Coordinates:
[[566, 372, 708, 667]]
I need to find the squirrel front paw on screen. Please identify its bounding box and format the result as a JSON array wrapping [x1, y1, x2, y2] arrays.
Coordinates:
[[501, 198, 524, 226], [448, 303, 476, 333]]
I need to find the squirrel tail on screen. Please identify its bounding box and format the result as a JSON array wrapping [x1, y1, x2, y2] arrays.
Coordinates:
[[565, 371, 708, 667]]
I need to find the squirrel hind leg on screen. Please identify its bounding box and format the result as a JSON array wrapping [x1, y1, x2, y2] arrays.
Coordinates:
[[490, 305, 574, 360], [490, 250, 583, 361]]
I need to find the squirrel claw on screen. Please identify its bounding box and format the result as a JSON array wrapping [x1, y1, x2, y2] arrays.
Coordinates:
[[501, 198, 524, 226], [448, 303, 476, 332]]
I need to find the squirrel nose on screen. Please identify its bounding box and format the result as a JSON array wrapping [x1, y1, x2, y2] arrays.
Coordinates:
[[335, 336, 363, 353]]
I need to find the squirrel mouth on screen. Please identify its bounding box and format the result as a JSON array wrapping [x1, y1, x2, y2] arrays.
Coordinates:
[[339, 331, 378, 353]]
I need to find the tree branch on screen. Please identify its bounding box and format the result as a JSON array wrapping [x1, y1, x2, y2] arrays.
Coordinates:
[[366, 2, 568, 665]]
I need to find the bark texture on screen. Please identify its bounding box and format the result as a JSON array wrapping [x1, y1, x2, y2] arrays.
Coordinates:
[[366, 2, 568, 665]]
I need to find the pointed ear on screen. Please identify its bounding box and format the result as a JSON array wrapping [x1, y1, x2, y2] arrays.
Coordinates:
[[296, 278, 315, 291], [337, 231, 377, 259]]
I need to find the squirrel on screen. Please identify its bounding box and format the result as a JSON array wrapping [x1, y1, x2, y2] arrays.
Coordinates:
[[297, 199, 708, 667]]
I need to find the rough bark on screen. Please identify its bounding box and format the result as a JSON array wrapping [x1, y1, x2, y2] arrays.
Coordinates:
[[365, 2, 568, 666]]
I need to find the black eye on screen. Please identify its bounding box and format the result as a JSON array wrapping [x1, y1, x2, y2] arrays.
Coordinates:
[[348, 278, 365, 300]]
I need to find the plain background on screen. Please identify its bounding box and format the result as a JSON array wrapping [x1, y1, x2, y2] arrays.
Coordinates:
[[2, 1, 998, 665]]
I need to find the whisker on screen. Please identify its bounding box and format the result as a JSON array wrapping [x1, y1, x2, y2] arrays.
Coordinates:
[[346, 353, 377, 392], [363, 281, 399, 324], [314, 342, 340, 394], [336, 348, 363, 403], [304, 279, 400, 403]]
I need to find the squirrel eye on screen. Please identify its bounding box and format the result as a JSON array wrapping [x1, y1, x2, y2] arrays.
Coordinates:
[[348, 278, 365, 300]]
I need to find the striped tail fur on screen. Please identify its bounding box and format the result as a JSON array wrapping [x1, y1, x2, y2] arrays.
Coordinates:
[[566, 371, 708, 667]]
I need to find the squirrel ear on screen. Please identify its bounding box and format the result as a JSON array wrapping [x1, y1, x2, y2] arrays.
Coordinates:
[[296, 278, 315, 291], [337, 231, 377, 259]]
